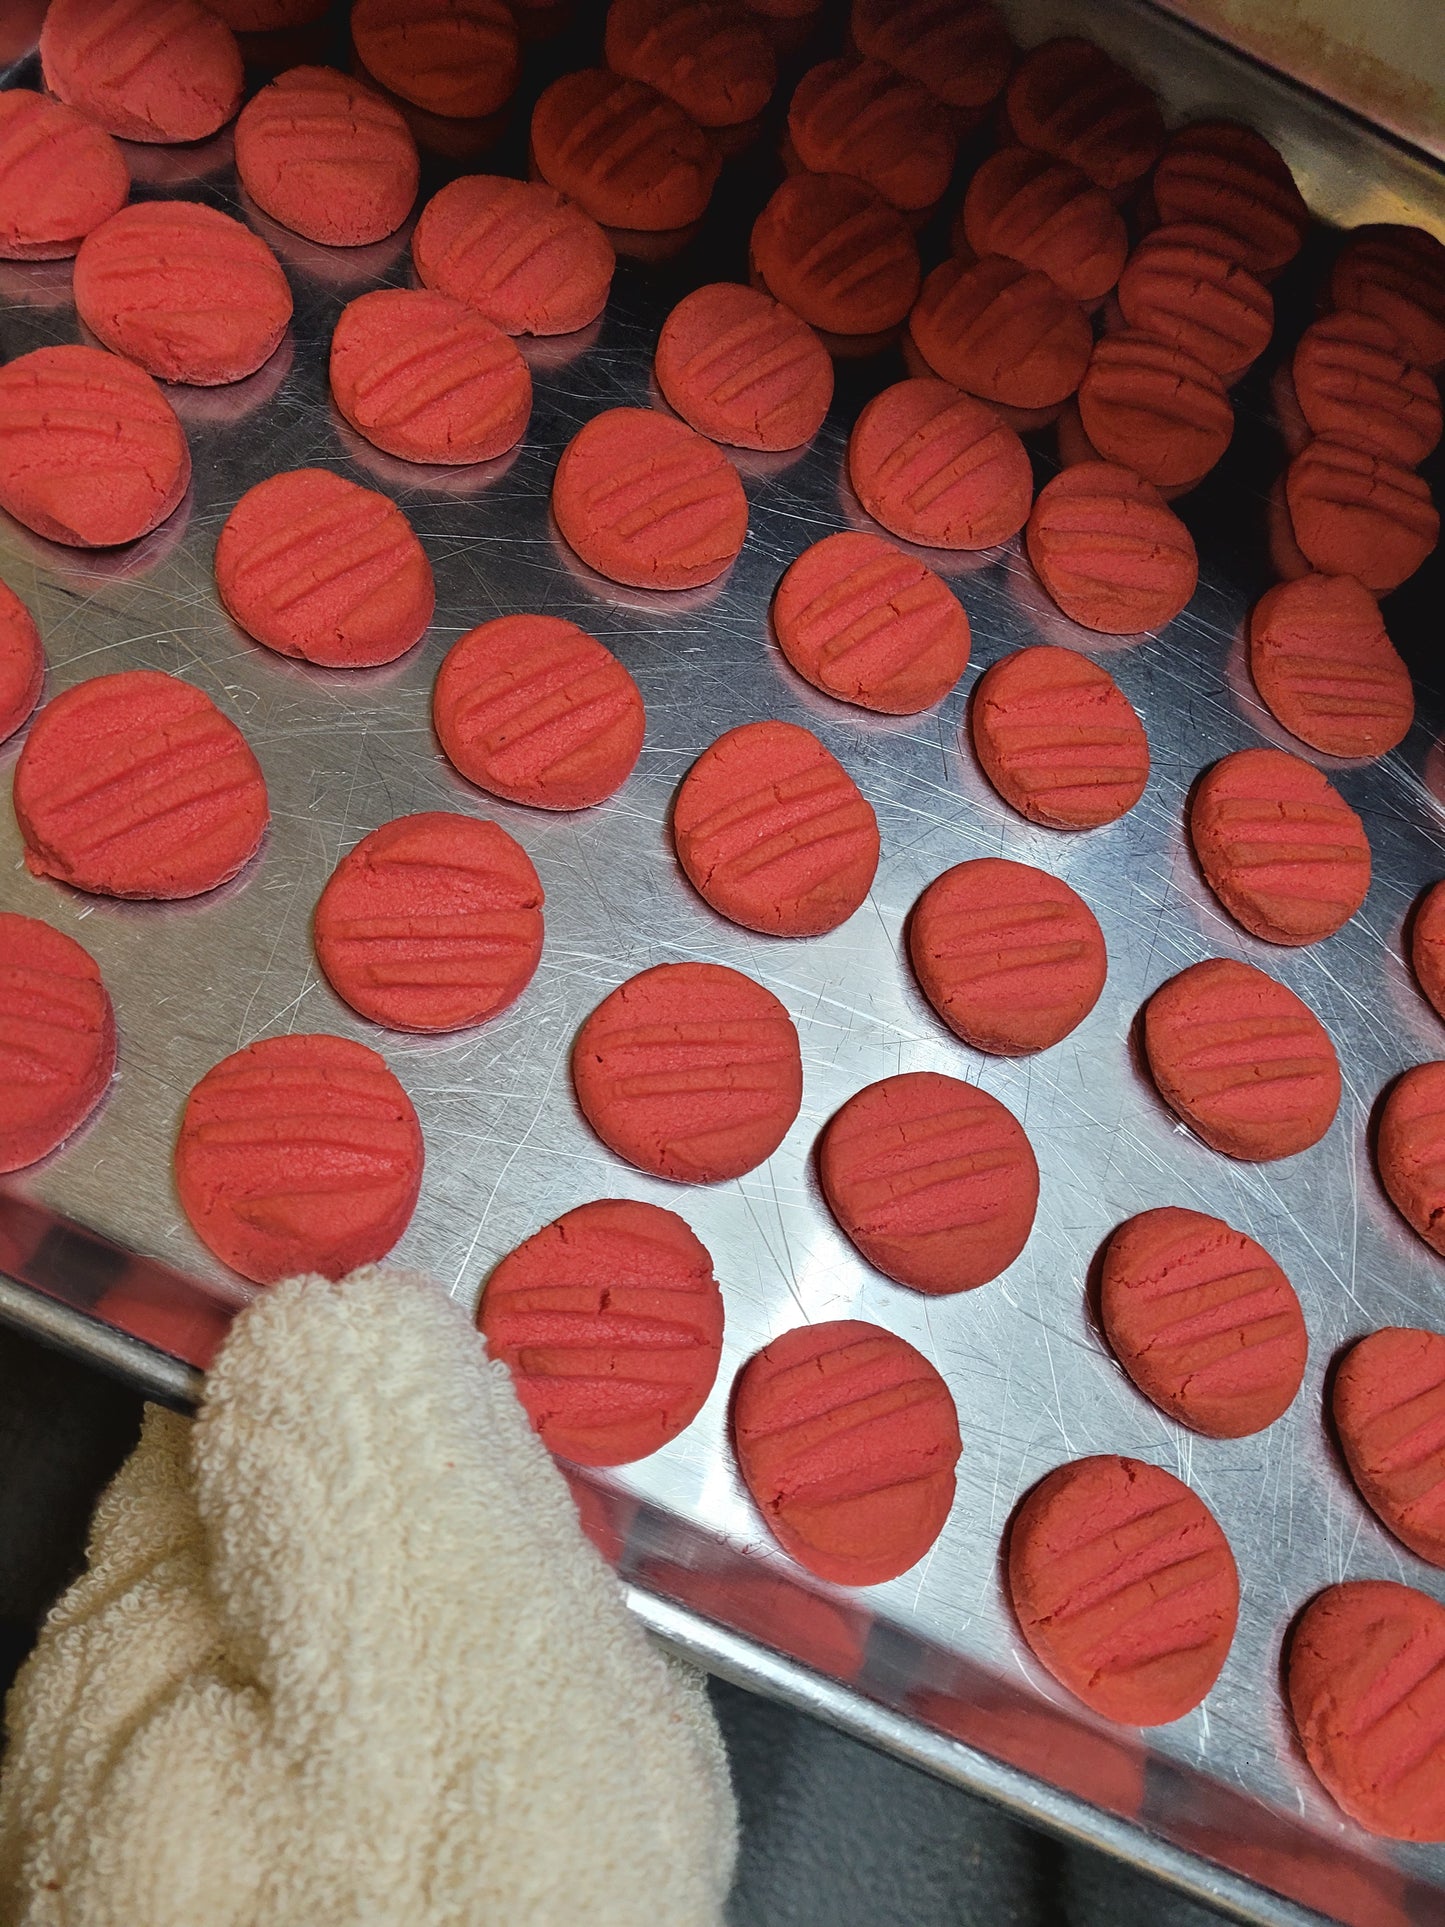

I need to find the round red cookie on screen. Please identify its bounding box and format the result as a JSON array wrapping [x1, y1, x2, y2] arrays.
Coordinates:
[[479, 1198, 723, 1466], [959, 147, 1127, 307], [314, 812, 543, 1033], [552, 406, 747, 591], [1292, 311, 1441, 468], [571, 961, 801, 1183], [605, 0, 775, 128], [1143, 956, 1340, 1161], [1284, 438, 1439, 596], [654, 283, 832, 453], [1004, 38, 1164, 193], [1378, 1062, 1445, 1258], [788, 57, 955, 216], [351, 0, 520, 120], [40, 0, 242, 144], [1288, 1580, 1445, 1841], [910, 858, 1106, 1055], [1413, 882, 1445, 1024], [772, 530, 970, 715], [1151, 121, 1308, 278], [1115, 228, 1273, 386], [1026, 463, 1197, 635], [73, 201, 292, 387], [175, 1033, 423, 1286], [0, 580, 44, 746], [1077, 331, 1233, 491], [0, 89, 128, 261], [14, 670, 268, 900], [1330, 224, 1445, 376], [910, 256, 1091, 412], [850, 0, 1013, 114], [412, 175, 614, 337], [434, 614, 643, 811], [216, 469, 434, 669], [0, 913, 116, 1174], [970, 645, 1149, 829], [1101, 1207, 1307, 1437], [236, 67, 419, 248], [848, 378, 1031, 551], [733, 1318, 961, 1584], [750, 172, 920, 339], [1248, 574, 1413, 760], [1334, 1327, 1445, 1567], [531, 69, 719, 233], [672, 720, 879, 938], [1008, 1455, 1238, 1725]]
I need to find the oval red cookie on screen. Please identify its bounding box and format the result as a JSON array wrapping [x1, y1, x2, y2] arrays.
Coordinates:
[[314, 812, 543, 1033], [1379, 1062, 1445, 1258], [175, 1033, 423, 1286], [1004, 38, 1164, 193], [1292, 311, 1441, 469], [0, 89, 128, 261], [412, 175, 614, 336], [733, 1318, 961, 1584], [1151, 121, 1308, 278], [1330, 224, 1445, 376], [1413, 883, 1445, 1024], [910, 256, 1091, 412], [970, 645, 1149, 829], [1284, 438, 1439, 596], [74, 201, 292, 387], [959, 147, 1127, 306], [479, 1198, 723, 1466], [910, 858, 1106, 1054], [531, 69, 719, 233], [1143, 956, 1340, 1160], [1078, 331, 1233, 491], [40, 0, 241, 144], [0, 580, 44, 746], [1288, 1580, 1445, 1841], [236, 67, 419, 248], [848, 378, 1031, 551], [552, 406, 747, 591], [850, 0, 1013, 113], [654, 283, 831, 453], [788, 56, 955, 215], [1008, 1455, 1238, 1725], [571, 961, 801, 1183], [434, 614, 643, 811], [216, 469, 434, 669], [1101, 1207, 1307, 1437], [1026, 463, 1198, 635], [772, 530, 969, 714], [1248, 574, 1413, 760], [351, 0, 520, 120], [750, 172, 920, 338], [1334, 1327, 1445, 1567], [605, 0, 775, 128], [0, 913, 116, 1175], [1115, 228, 1273, 385]]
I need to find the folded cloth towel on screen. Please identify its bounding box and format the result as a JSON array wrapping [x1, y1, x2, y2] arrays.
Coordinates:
[[0, 1266, 737, 1926]]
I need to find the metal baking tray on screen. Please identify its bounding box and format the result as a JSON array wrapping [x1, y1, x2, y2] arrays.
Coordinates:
[[3, 4, 1444, 1922]]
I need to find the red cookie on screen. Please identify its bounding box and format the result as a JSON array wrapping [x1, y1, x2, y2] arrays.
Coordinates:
[[14, 670, 268, 900], [40, 0, 242, 144], [959, 147, 1127, 306], [1378, 1062, 1445, 1258], [788, 57, 955, 215], [531, 69, 719, 233], [1330, 224, 1445, 376], [910, 858, 1106, 1054], [571, 961, 801, 1183], [1151, 121, 1308, 279], [479, 1198, 723, 1466], [0, 580, 44, 746], [910, 256, 1091, 412], [314, 812, 543, 1033], [733, 1318, 961, 1584], [1284, 438, 1439, 596], [236, 67, 419, 248], [412, 175, 614, 337], [1292, 311, 1442, 469], [1101, 1207, 1307, 1437], [0, 913, 116, 1175], [1413, 882, 1445, 1024], [1008, 1455, 1238, 1725], [1334, 1327, 1445, 1567], [750, 172, 920, 339], [851, 0, 1011, 112], [552, 406, 747, 591], [1248, 574, 1413, 760], [0, 90, 128, 261], [1026, 463, 1197, 635], [605, 0, 775, 128], [175, 1033, 423, 1286], [772, 530, 970, 714], [216, 469, 434, 669], [1143, 956, 1340, 1160], [0, 345, 189, 550], [1115, 228, 1273, 385], [654, 283, 831, 453], [351, 0, 520, 120], [1288, 1581, 1445, 1841], [672, 720, 879, 938], [435, 615, 643, 810], [970, 645, 1149, 829], [848, 378, 1031, 551], [1077, 331, 1233, 491], [1004, 38, 1164, 193]]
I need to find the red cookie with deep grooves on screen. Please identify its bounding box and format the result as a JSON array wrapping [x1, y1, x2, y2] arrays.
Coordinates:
[[1330, 224, 1445, 376], [531, 69, 719, 233], [571, 960, 802, 1183], [851, 0, 1013, 113], [14, 670, 268, 900], [74, 201, 292, 387], [1143, 956, 1340, 1160], [1008, 1455, 1238, 1725], [314, 812, 543, 1033], [910, 256, 1091, 412], [1101, 1207, 1307, 1437], [412, 175, 614, 337], [672, 719, 879, 937], [175, 1033, 423, 1286], [1289, 1581, 1445, 1840], [605, 0, 775, 128], [970, 645, 1149, 829], [1190, 747, 1371, 947], [0, 580, 44, 746], [1413, 883, 1445, 1024], [1115, 228, 1273, 385], [733, 1318, 961, 1583], [479, 1198, 724, 1466], [0, 90, 128, 261], [1249, 575, 1413, 760], [1334, 1327, 1445, 1567], [848, 378, 1032, 551], [1003, 38, 1164, 193], [788, 57, 956, 215], [654, 282, 832, 453], [750, 172, 920, 338], [351, 0, 520, 120], [1292, 311, 1441, 469], [1379, 1062, 1445, 1258], [0, 345, 189, 550], [236, 67, 419, 248], [1077, 331, 1233, 491], [216, 469, 434, 669], [910, 858, 1106, 1054], [1284, 438, 1439, 595], [772, 530, 970, 714], [40, 0, 242, 144], [434, 614, 643, 811], [1026, 463, 1198, 635], [1151, 121, 1308, 279], [0, 913, 116, 1175], [552, 406, 747, 591], [959, 147, 1127, 306]]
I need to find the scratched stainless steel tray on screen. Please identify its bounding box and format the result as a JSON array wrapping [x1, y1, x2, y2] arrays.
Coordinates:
[[3, 4, 1445, 1922]]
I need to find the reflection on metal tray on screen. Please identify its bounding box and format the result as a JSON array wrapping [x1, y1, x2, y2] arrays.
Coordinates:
[[2, 3, 1445, 1923]]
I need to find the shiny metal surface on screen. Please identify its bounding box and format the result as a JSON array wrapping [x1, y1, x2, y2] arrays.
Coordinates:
[[1, 7, 1444, 1923]]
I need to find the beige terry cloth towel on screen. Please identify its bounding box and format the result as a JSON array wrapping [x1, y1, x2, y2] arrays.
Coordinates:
[[0, 1267, 737, 1927]]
